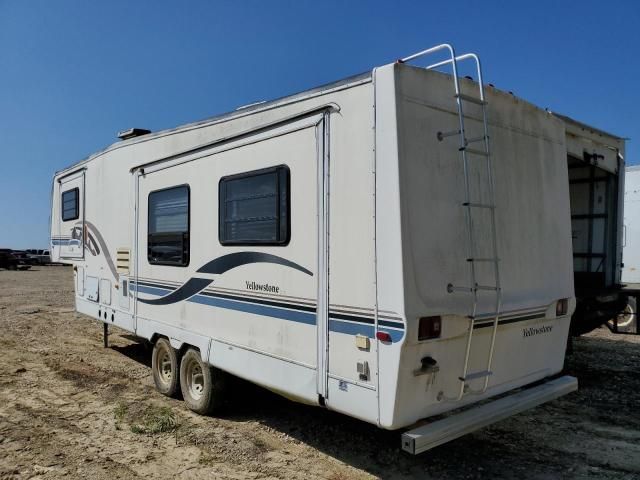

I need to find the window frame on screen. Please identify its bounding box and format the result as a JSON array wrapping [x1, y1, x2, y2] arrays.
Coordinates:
[[147, 184, 191, 267], [218, 165, 291, 247], [61, 187, 80, 222]]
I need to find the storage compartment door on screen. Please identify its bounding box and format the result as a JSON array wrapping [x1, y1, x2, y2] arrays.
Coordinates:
[[55, 172, 85, 259]]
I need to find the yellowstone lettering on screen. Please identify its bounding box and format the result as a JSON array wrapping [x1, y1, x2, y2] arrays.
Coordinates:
[[523, 325, 553, 337], [245, 281, 280, 294]]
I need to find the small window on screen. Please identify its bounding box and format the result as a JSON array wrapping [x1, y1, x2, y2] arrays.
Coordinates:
[[61, 188, 79, 221], [219, 166, 290, 245], [148, 185, 190, 266]]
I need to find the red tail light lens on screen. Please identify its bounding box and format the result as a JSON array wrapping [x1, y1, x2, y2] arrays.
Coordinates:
[[418, 316, 442, 341], [556, 299, 569, 316], [376, 331, 392, 342]]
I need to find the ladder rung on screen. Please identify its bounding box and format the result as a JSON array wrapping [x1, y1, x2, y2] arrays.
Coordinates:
[[447, 284, 473, 293], [459, 147, 489, 157], [466, 258, 499, 263], [475, 285, 500, 291], [463, 202, 495, 209], [437, 129, 461, 141], [448, 284, 501, 293], [465, 135, 488, 144], [459, 370, 493, 382], [469, 314, 501, 321], [455, 93, 487, 105]]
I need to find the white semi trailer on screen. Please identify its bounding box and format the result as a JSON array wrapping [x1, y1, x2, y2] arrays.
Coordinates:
[[616, 166, 640, 333], [559, 116, 629, 336], [51, 44, 591, 453]]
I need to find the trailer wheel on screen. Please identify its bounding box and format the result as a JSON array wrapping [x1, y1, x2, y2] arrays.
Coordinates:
[[152, 338, 180, 397], [179, 348, 226, 415], [608, 297, 637, 332]]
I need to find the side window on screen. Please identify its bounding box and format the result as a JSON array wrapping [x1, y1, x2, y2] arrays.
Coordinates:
[[219, 165, 290, 245], [148, 185, 190, 266], [61, 188, 79, 221]]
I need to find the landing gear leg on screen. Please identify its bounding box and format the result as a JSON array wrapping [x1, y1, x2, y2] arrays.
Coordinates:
[[103, 323, 109, 348]]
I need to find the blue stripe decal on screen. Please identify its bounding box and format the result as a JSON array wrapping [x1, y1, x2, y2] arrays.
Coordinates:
[[134, 283, 316, 325], [132, 282, 404, 342], [378, 328, 404, 343], [329, 319, 404, 342], [51, 239, 81, 246], [187, 293, 317, 325], [329, 319, 375, 337], [138, 277, 213, 306], [132, 252, 313, 307], [136, 285, 173, 297]]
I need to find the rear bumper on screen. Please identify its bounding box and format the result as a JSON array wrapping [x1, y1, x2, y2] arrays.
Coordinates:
[[401, 375, 577, 454]]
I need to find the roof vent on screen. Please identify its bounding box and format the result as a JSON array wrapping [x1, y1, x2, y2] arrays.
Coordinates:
[[117, 128, 151, 140]]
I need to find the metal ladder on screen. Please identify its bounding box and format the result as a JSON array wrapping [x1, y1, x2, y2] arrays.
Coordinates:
[[399, 44, 502, 401]]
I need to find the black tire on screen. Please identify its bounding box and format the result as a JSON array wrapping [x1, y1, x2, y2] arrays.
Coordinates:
[[607, 297, 637, 333], [152, 338, 180, 397], [179, 348, 227, 415]]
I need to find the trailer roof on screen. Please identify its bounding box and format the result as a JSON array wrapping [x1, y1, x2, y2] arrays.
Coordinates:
[[127, 70, 372, 140], [55, 71, 372, 175], [552, 112, 624, 142], [55, 63, 625, 176]]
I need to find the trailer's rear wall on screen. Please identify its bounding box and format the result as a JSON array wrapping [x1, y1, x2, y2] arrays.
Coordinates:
[[394, 66, 574, 319]]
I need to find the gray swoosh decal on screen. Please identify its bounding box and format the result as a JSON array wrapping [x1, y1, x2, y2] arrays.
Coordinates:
[[73, 220, 118, 279], [197, 252, 313, 276], [137, 277, 213, 305], [136, 252, 312, 306]]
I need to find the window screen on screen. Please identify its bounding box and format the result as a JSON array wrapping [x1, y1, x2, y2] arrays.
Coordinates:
[[219, 166, 290, 245], [148, 185, 190, 266], [61, 188, 79, 221]]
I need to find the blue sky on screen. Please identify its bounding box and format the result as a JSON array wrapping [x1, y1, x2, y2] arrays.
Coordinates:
[[1, 0, 638, 248]]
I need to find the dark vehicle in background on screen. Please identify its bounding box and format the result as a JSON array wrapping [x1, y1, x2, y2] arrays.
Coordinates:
[[0, 249, 31, 270], [11, 251, 39, 267], [26, 249, 51, 265]]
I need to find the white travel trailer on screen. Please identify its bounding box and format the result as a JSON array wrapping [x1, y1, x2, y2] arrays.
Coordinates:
[[51, 45, 579, 454]]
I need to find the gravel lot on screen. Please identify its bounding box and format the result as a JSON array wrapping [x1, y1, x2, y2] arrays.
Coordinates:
[[0, 267, 639, 479]]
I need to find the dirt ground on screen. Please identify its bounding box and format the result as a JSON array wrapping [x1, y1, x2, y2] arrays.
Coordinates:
[[0, 267, 639, 480]]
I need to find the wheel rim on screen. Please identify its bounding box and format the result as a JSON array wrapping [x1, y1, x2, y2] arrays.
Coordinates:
[[185, 358, 205, 401], [616, 303, 635, 328], [155, 344, 173, 386]]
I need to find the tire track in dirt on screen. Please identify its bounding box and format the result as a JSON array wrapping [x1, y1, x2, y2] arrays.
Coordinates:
[[1, 267, 639, 479], [0, 268, 366, 479]]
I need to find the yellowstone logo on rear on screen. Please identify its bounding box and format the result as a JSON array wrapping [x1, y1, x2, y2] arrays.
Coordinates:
[[523, 324, 553, 337]]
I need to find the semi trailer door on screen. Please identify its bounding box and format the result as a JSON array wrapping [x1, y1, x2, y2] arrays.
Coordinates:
[[569, 154, 620, 290]]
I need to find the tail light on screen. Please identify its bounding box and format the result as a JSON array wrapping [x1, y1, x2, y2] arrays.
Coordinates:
[[418, 316, 442, 341], [556, 299, 569, 316], [376, 331, 392, 342]]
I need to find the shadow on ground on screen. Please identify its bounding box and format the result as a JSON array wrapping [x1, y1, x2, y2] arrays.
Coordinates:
[[111, 338, 152, 369], [110, 332, 640, 479]]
